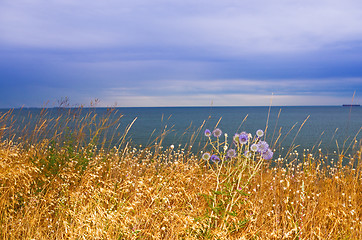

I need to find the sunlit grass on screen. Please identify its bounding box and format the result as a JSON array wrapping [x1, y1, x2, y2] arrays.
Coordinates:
[[0, 108, 361, 239]]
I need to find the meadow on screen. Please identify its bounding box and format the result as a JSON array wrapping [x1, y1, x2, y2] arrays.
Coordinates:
[[0, 107, 361, 239]]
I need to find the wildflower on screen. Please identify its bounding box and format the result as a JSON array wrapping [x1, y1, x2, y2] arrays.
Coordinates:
[[202, 152, 211, 161], [212, 128, 222, 138], [227, 149, 236, 158], [224, 155, 231, 161], [262, 149, 273, 160], [244, 150, 251, 158], [256, 129, 264, 137], [223, 145, 228, 152], [170, 144, 174, 150], [239, 132, 249, 144], [210, 154, 220, 162], [204, 129, 211, 137], [257, 141, 269, 153], [250, 143, 259, 152], [233, 134, 240, 143]]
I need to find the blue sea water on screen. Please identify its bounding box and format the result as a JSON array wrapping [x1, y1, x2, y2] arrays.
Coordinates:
[[1, 106, 361, 156]]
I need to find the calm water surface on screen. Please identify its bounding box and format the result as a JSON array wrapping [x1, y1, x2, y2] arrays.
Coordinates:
[[1, 106, 361, 156]]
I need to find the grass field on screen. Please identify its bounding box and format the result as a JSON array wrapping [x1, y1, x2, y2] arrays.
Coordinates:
[[0, 108, 361, 239]]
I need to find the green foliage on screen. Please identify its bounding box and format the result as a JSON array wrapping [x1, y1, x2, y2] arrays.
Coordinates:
[[200, 179, 250, 233]]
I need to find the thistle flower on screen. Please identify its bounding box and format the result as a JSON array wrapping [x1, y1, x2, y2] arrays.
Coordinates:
[[256, 129, 264, 137], [227, 149, 236, 158], [224, 156, 231, 161], [257, 141, 269, 153], [262, 149, 273, 160], [239, 132, 249, 144], [202, 152, 211, 161], [250, 143, 259, 152], [233, 134, 240, 143], [204, 129, 211, 137], [210, 154, 220, 162], [212, 128, 222, 138]]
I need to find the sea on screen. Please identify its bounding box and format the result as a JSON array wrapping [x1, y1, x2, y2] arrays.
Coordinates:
[[1, 106, 361, 157]]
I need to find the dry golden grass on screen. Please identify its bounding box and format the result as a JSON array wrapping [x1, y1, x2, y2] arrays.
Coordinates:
[[0, 108, 361, 239]]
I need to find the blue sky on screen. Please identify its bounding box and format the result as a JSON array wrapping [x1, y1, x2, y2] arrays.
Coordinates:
[[0, 0, 361, 107]]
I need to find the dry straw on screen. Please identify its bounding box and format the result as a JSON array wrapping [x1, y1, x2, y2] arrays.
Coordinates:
[[0, 107, 361, 239]]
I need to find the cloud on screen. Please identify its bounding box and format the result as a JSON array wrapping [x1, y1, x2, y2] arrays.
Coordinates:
[[1, 0, 362, 55], [1, 0, 362, 107], [144, 78, 362, 96], [102, 77, 361, 105], [100, 93, 359, 107]]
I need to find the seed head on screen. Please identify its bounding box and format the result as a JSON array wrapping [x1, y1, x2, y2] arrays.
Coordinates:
[[212, 128, 222, 138], [256, 129, 264, 137], [202, 152, 211, 161]]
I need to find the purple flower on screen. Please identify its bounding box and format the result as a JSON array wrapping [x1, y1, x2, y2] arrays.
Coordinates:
[[257, 141, 269, 153], [210, 154, 220, 162], [212, 128, 222, 138], [244, 150, 251, 158], [204, 129, 211, 137], [262, 149, 273, 160], [250, 143, 259, 152], [239, 132, 249, 144], [227, 149, 236, 158]]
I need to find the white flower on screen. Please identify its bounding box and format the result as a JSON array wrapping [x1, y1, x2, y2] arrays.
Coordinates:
[[256, 129, 264, 137], [202, 152, 211, 161], [250, 144, 259, 152]]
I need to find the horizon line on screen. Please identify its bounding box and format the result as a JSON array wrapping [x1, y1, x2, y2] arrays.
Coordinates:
[[1, 105, 360, 110]]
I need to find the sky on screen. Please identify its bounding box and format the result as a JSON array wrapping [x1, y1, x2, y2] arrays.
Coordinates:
[[0, 0, 362, 107]]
